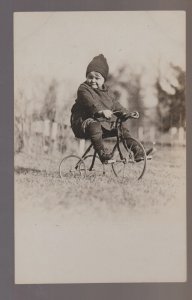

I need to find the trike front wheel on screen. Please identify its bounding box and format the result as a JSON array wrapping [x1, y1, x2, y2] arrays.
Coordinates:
[[112, 138, 147, 180]]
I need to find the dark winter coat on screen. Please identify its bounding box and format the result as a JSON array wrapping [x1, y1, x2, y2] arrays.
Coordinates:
[[71, 82, 126, 138]]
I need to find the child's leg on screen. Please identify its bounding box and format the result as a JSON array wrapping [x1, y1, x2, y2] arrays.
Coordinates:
[[84, 120, 113, 162], [121, 123, 144, 159], [85, 120, 104, 152]]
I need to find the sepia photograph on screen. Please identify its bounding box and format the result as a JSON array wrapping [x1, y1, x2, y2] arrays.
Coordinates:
[[14, 11, 186, 283]]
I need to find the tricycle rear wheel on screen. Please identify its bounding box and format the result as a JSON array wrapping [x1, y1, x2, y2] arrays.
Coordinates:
[[59, 155, 86, 179]]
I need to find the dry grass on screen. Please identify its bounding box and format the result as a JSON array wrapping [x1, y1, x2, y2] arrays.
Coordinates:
[[14, 146, 186, 283], [14, 146, 185, 216]]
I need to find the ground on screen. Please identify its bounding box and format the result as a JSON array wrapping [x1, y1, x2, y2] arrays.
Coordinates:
[[14, 146, 186, 283]]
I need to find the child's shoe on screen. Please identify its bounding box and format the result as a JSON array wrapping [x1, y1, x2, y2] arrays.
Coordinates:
[[134, 148, 153, 162], [134, 154, 144, 162], [132, 146, 145, 162], [98, 149, 113, 163]]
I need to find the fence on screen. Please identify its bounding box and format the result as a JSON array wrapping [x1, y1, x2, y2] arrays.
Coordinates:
[[14, 118, 186, 157]]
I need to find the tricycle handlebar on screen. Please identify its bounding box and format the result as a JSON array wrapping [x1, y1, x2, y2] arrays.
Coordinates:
[[94, 110, 140, 122], [113, 110, 140, 120]]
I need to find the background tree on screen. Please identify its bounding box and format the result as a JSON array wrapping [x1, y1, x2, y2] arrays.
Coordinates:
[[41, 79, 58, 122], [108, 65, 145, 130], [156, 64, 185, 132]]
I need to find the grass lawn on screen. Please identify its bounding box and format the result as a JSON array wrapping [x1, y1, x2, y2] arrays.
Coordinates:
[[14, 146, 186, 283]]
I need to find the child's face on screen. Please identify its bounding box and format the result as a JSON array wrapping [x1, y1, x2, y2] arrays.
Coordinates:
[[86, 71, 105, 89]]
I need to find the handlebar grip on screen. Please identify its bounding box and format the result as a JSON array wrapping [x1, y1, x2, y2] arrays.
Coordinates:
[[130, 111, 139, 119]]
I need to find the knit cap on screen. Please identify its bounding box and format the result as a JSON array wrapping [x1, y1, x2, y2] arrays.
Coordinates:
[[86, 54, 109, 81]]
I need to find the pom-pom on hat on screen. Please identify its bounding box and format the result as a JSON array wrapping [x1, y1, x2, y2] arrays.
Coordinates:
[[86, 54, 109, 81]]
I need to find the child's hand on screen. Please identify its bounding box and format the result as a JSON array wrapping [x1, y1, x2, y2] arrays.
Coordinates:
[[102, 110, 113, 119]]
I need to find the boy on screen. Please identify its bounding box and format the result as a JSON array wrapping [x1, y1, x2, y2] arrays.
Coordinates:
[[71, 54, 143, 163]]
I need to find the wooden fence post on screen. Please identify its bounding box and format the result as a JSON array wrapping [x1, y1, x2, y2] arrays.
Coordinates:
[[149, 126, 156, 143], [43, 119, 51, 153], [51, 122, 58, 154], [79, 139, 85, 157], [138, 126, 144, 142], [178, 127, 185, 146], [170, 127, 178, 146]]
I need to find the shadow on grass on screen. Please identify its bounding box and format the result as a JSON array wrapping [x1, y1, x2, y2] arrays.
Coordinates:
[[15, 166, 45, 174], [14, 166, 59, 178]]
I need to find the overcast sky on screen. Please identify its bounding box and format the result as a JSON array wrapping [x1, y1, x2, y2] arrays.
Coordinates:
[[14, 11, 185, 105]]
